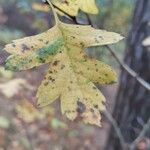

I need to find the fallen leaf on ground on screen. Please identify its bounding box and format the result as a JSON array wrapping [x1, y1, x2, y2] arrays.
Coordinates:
[[0, 79, 33, 98]]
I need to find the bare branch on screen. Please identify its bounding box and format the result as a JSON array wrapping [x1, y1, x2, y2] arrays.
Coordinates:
[[85, 13, 150, 91], [129, 118, 150, 150], [103, 111, 127, 149], [106, 45, 150, 91]]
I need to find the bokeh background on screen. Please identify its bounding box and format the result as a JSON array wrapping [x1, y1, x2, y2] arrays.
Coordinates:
[[0, 0, 149, 150]]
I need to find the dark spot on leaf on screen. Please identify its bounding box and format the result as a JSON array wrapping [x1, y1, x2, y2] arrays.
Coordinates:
[[76, 101, 86, 114], [94, 105, 98, 109], [44, 82, 48, 86], [80, 42, 84, 47], [95, 38, 99, 43], [49, 70, 53, 74], [39, 39, 43, 42], [67, 86, 71, 91], [90, 108, 94, 113], [102, 101, 105, 105], [22, 44, 30, 52], [45, 41, 49, 44], [93, 86, 97, 90], [98, 36, 103, 39], [12, 44, 16, 47], [48, 76, 55, 82], [63, 0, 69, 5], [61, 64, 65, 70], [105, 73, 108, 77], [71, 36, 75, 39], [39, 57, 45, 63], [53, 60, 59, 66]]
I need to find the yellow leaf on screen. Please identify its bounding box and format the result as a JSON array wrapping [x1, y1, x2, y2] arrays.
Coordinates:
[[16, 100, 43, 123], [51, 0, 99, 16], [16, 100, 54, 123], [32, 2, 50, 12], [4, 0, 123, 126]]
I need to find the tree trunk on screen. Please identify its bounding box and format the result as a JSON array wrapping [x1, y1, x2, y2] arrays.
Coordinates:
[[106, 0, 150, 149]]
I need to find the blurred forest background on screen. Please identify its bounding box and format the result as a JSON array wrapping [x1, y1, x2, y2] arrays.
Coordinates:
[[0, 0, 150, 150]]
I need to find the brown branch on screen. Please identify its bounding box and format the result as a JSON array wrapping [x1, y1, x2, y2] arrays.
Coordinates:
[[103, 111, 127, 149], [85, 14, 150, 91], [106, 45, 150, 91], [129, 118, 150, 150]]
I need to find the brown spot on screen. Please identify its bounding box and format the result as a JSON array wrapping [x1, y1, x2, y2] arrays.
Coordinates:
[[39, 58, 45, 63], [102, 101, 105, 105], [49, 70, 53, 74], [67, 86, 71, 91], [93, 86, 97, 90], [98, 36, 103, 39], [80, 42, 84, 47], [38, 39, 43, 42], [44, 82, 48, 86], [45, 41, 49, 44], [61, 64, 65, 70], [105, 73, 108, 77], [48, 76, 55, 82], [53, 60, 59, 66], [76, 101, 86, 114], [12, 44, 16, 47], [90, 108, 94, 113], [94, 105, 98, 109], [63, 0, 69, 5], [22, 44, 30, 52]]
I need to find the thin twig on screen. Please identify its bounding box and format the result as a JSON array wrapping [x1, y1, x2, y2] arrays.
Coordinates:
[[129, 118, 150, 150], [103, 111, 127, 149], [106, 45, 150, 91], [86, 13, 150, 91]]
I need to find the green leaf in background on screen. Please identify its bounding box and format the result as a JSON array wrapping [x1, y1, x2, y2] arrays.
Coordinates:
[[0, 116, 10, 129]]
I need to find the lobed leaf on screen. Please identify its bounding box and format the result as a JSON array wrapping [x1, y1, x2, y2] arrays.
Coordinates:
[[4, 1, 123, 126], [51, 0, 99, 16]]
